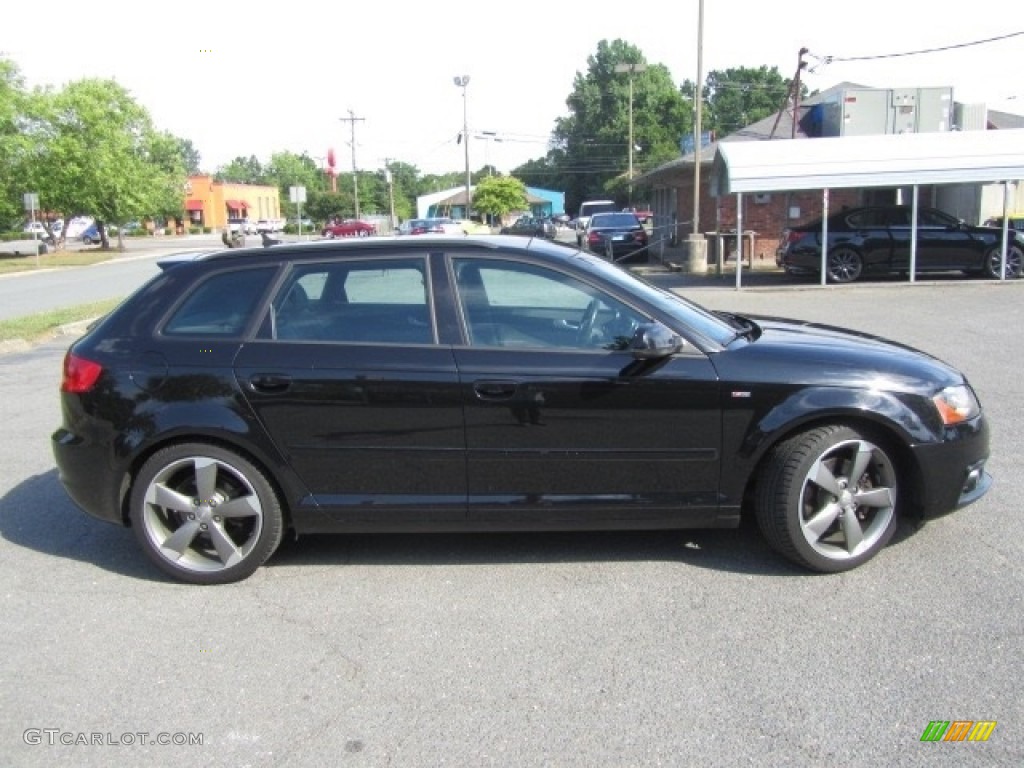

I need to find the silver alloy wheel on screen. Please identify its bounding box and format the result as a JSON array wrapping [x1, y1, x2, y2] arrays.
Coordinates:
[[985, 245, 1023, 279], [827, 248, 863, 283], [797, 438, 896, 561], [140, 455, 264, 574]]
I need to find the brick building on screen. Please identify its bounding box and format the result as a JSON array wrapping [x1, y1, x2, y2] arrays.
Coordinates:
[[637, 82, 1024, 264]]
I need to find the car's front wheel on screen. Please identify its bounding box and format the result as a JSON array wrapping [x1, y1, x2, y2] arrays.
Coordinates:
[[984, 245, 1022, 279], [129, 443, 284, 584], [755, 425, 900, 572], [826, 247, 863, 283]]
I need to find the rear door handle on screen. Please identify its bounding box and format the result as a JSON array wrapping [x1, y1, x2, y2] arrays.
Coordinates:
[[473, 380, 518, 401], [249, 374, 292, 393]]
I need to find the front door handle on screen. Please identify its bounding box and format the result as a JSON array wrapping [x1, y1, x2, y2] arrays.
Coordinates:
[[249, 373, 292, 393], [473, 380, 518, 401]]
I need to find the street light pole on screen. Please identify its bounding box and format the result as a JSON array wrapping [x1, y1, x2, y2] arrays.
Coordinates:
[[614, 63, 646, 205], [454, 75, 471, 219], [693, 0, 705, 235]]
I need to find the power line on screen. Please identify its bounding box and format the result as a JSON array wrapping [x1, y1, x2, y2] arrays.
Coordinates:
[[816, 30, 1024, 64]]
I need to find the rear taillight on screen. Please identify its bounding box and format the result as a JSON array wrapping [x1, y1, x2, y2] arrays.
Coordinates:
[[61, 352, 103, 393], [784, 230, 802, 245]]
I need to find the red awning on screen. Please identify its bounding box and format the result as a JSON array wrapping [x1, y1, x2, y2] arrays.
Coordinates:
[[185, 200, 204, 211], [225, 199, 249, 210]]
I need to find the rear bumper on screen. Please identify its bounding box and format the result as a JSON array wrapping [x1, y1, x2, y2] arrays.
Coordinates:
[[52, 427, 126, 526]]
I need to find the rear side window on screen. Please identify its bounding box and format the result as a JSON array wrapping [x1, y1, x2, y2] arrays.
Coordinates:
[[163, 267, 275, 337], [267, 258, 433, 344], [846, 209, 890, 228]]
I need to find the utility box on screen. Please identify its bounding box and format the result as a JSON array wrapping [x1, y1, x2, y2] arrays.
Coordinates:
[[954, 103, 988, 131], [820, 87, 953, 137]]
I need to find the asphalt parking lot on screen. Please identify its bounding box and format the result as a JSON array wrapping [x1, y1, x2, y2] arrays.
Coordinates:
[[1, 277, 1021, 767]]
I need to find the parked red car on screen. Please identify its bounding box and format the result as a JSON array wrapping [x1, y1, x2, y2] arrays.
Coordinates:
[[322, 219, 376, 238]]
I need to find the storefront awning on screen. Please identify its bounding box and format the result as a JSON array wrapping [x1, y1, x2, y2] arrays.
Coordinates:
[[225, 199, 249, 210], [185, 200, 204, 211]]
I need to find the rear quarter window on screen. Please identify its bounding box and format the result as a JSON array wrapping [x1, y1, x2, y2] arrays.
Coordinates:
[[162, 267, 276, 337]]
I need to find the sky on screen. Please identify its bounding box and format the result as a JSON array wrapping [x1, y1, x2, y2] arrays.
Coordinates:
[[2, 1, 1021, 177]]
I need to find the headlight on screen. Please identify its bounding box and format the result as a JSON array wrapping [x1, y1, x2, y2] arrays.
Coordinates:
[[932, 385, 980, 425]]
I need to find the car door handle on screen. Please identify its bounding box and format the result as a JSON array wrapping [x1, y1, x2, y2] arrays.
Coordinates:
[[473, 380, 518, 401], [249, 374, 292, 393]]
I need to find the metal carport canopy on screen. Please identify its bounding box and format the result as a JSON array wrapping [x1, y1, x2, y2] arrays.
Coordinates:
[[714, 129, 1024, 194]]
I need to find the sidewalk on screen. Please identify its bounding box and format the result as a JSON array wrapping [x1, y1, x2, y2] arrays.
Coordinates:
[[626, 242, 791, 290]]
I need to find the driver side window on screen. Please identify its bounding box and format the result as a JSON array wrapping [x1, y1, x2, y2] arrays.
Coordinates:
[[453, 258, 648, 351]]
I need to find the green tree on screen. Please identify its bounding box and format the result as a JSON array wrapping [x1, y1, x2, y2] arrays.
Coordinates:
[[216, 155, 265, 184], [471, 175, 528, 220], [681, 65, 803, 137], [0, 58, 30, 229], [383, 160, 420, 221], [20, 78, 185, 248], [176, 137, 202, 175], [264, 151, 328, 218], [552, 39, 691, 214], [304, 190, 348, 226]]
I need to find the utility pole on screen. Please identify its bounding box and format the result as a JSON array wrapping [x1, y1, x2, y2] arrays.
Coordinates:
[[383, 158, 397, 232], [340, 109, 365, 218], [769, 48, 809, 140], [692, 0, 704, 236]]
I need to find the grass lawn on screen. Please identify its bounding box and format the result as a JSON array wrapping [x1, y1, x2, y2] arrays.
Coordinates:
[[0, 249, 115, 275], [0, 298, 123, 344]]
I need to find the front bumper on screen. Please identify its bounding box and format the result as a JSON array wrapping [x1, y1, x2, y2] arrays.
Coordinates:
[[909, 415, 992, 518]]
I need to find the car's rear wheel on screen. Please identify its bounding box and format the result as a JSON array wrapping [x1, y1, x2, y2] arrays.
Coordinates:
[[984, 245, 1022, 279], [755, 425, 900, 572], [826, 248, 863, 283], [129, 443, 284, 584]]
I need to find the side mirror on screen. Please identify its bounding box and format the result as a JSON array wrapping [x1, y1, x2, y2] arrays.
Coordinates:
[[630, 322, 683, 360]]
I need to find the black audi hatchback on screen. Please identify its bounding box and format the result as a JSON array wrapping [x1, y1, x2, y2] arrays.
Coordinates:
[[53, 236, 991, 583]]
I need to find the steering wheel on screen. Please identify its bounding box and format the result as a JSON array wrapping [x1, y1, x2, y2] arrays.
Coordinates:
[[577, 299, 601, 347]]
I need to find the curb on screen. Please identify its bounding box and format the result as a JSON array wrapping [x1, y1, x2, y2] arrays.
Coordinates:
[[0, 316, 99, 357]]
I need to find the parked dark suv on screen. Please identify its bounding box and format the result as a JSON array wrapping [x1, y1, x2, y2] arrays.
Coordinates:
[[777, 205, 1023, 283], [52, 236, 991, 583]]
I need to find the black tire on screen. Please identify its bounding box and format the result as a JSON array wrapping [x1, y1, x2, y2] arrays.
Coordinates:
[[755, 425, 900, 572], [984, 245, 1023, 279], [826, 247, 863, 283], [129, 443, 284, 584]]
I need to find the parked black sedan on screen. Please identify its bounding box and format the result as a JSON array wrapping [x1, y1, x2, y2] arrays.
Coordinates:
[[584, 212, 649, 262], [52, 235, 991, 583], [777, 205, 1024, 283], [499, 215, 556, 239]]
